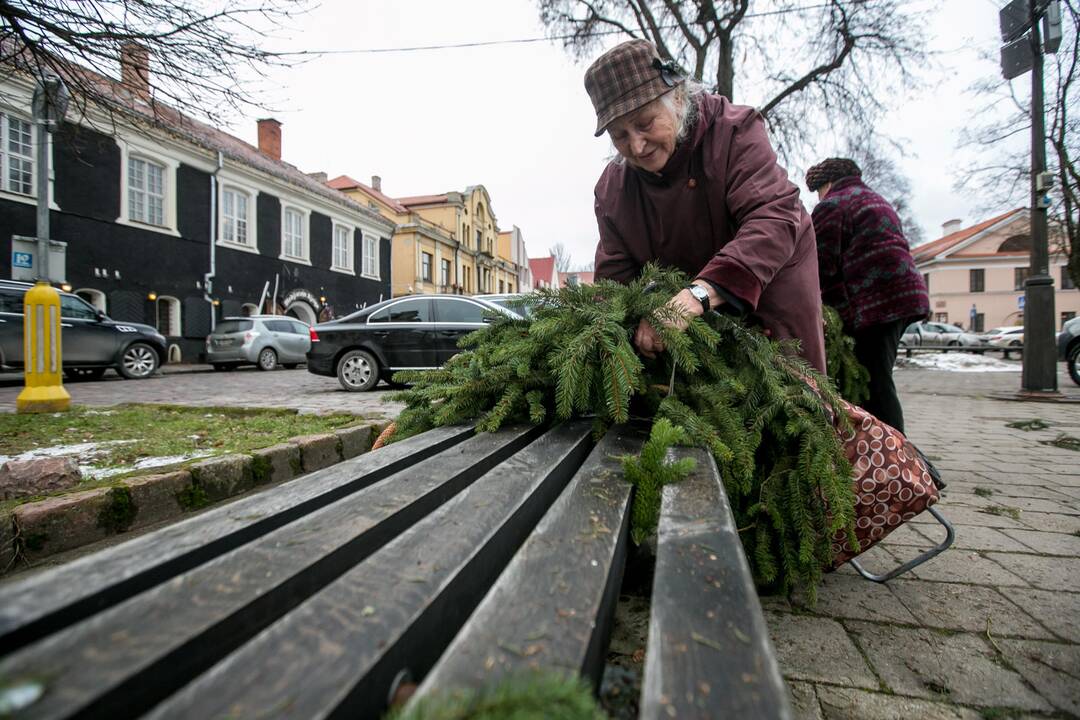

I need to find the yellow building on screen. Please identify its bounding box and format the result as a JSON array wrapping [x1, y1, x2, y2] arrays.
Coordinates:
[[328, 177, 526, 297]]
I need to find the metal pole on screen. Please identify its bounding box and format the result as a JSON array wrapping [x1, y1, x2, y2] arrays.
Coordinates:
[[35, 118, 49, 281], [1021, 4, 1058, 393]]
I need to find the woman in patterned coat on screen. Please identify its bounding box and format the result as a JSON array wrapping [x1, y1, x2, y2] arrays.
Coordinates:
[[806, 158, 930, 433]]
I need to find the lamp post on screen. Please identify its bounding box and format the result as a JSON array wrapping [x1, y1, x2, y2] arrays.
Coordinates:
[[16, 73, 71, 413]]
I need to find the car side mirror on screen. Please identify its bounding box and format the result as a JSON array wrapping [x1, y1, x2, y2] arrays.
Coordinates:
[[95, 309, 107, 322]]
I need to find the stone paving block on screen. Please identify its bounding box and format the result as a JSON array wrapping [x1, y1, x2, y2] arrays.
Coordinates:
[[974, 485, 1078, 502], [999, 528, 1080, 556], [765, 612, 878, 690], [1016, 511, 1080, 534], [904, 549, 1029, 586], [985, 553, 1080, 592], [189, 454, 255, 503], [815, 686, 983, 720], [291, 432, 342, 474], [878, 523, 934, 547], [950, 525, 1038, 553], [844, 622, 1052, 711], [887, 579, 1053, 639], [123, 471, 192, 529], [788, 681, 822, 720], [930, 506, 1028, 530], [12, 488, 111, 561], [834, 544, 905, 577], [997, 639, 1080, 717], [793, 572, 919, 625], [1049, 484, 1080, 501], [758, 593, 792, 613], [996, 586, 1080, 643], [250, 443, 300, 486], [334, 424, 373, 460], [1001, 496, 1080, 515]]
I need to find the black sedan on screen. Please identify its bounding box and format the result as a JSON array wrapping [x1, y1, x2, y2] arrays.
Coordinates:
[[307, 294, 516, 391], [0, 280, 166, 380]]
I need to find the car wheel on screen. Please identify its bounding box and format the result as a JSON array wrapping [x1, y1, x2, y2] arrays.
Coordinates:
[[1009, 340, 1022, 347], [119, 343, 159, 379], [65, 367, 106, 382], [337, 350, 379, 392], [283, 363, 299, 370], [1068, 346, 1079, 387], [257, 348, 278, 371], [947, 340, 960, 347]]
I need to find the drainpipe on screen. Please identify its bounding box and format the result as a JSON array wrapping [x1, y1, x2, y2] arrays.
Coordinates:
[[206, 151, 223, 329]]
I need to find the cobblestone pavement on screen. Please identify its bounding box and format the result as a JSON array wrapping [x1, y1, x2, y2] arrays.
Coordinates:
[[0, 365, 405, 421], [771, 364, 1080, 720]]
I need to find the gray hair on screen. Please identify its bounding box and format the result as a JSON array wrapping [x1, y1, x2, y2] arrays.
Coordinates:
[[609, 79, 707, 164]]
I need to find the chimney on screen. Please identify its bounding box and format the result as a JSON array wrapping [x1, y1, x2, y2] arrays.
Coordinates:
[[942, 218, 962, 237], [371, 175, 382, 192], [307, 171, 328, 183], [257, 118, 282, 161], [120, 42, 150, 100]]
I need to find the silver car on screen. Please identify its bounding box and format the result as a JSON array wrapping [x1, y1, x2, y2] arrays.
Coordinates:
[[900, 321, 984, 347], [205, 316, 311, 371]]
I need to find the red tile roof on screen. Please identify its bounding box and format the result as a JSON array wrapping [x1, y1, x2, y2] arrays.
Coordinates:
[[397, 194, 450, 207], [327, 175, 408, 214], [912, 208, 1024, 263], [529, 257, 557, 287]]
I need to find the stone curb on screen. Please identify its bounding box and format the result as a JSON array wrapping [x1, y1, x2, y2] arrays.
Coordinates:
[[3, 422, 381, 571]]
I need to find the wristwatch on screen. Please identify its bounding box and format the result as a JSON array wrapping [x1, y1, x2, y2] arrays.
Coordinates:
[[686, 284, 710, 313]]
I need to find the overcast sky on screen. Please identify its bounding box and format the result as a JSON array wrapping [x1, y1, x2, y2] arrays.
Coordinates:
[[230, 0, 1018, 268]]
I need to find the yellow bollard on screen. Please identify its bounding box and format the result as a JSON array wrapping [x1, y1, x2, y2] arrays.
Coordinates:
[[16, 281, 70, 413]]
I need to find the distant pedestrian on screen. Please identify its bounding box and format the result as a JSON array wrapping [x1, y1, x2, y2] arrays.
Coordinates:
[[806, 158, 929, 433]]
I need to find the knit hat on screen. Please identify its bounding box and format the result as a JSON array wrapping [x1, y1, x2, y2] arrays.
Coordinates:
[[584, 40, 683, 137], [805, 158, 862, 192]]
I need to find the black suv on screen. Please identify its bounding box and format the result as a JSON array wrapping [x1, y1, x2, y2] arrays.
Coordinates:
[[0, 280, 166, 380], [307, 294, 516, 391]]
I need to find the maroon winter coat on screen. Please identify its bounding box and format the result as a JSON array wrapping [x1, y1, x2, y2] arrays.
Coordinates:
[[593, 93, 826, 372]]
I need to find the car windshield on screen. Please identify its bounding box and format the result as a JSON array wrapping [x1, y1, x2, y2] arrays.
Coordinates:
[[941, 324, 965, 333], [215, 320, 253, 334], [483, 295, 535, 319]]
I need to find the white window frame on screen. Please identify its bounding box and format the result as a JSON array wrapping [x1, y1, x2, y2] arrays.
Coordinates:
[[218, 185, 258, 253], [127, 155, 167, 227], [1, 111, 34, 197], [361, 231, 379, 280], [279, 204, 311, 264], [156, 295, 182, 337], [331, 222, 355, 274], [116, 140, 179, 236]]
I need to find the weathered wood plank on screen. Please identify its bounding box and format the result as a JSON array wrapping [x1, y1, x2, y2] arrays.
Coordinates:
[[0, 425, 472, 655], [640, 448, 792, 720], [415, 424, 642, 698], [145, 421, 596, 720], [0, 426, 541, 720]]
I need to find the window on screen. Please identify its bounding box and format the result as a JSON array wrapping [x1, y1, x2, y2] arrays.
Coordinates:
[[421, 252, 433, 282], [1, 113, 33, 195], [222, 188, 250, 245], [1062, 311, 1076, 329], [475, 228, 482, 248], [362, 232, 379, 278], [128, 156, 166, 226], [155, 296, 181, 336], [969, 269, 984, 293], [60, 294, 98, 320], [0, 289, 23, 313], [440, 258, 451, 287], [1064, 267, 1076, 290], [1014, 267, 1031, 290], [332, 224, 353, 272], [499, 280, 505, 293], [922, 273, 930, 293], [436, 299, 485, 323], [369, 299, 430, 323], [282, 206, 306, 260], [934, 313, 948, 323]]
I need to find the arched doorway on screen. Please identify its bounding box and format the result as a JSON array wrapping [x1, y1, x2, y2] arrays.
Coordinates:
[[241, 303, 259, 317], [156, 296, 182, 337], [76, 288, 107, 313], [285, 300, 317, 325]]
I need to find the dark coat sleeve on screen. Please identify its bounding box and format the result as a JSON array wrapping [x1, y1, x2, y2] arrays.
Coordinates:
[[811, 198, 846, 308], [593, 194, 639, 284], [695, 112, 803, 310]]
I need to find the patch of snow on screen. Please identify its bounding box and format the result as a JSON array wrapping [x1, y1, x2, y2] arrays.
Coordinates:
[[897, 353, 1021, 373], [0, 440, 138, 465], [83, 452, 212, 480]]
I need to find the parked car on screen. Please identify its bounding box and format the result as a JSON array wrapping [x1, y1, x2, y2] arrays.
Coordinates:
[[981, 326, 1024, 348], [1057, 316, 1080, 386], [475, 292, 534, 319], [899, 321, 984, 347], [205, 316, 311, 371], [0, 279, 166, 380], [307, 294, 515, 391]]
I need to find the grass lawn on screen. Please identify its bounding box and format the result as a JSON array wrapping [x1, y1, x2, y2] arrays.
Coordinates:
[[0, 404, 365, 509]]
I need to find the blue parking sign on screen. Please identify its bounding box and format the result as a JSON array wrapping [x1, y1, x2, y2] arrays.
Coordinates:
[[1018, 295, 1026, 310], [13, 251, 32, 268]]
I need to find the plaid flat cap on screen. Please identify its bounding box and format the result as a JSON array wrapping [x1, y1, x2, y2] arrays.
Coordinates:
[[585, 39, 683, 137]]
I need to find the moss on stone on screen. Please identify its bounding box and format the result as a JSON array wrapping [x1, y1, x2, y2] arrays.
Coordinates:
[[175, 482, 210, 511], [97, 487, 137, 534], [251, 454, 273, 485], [288, 455, 302, 476], [23, 531, 48, 552]]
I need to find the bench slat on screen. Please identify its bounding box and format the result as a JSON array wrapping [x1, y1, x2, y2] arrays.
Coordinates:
[[640, 448, 792, 720], [0, 426, 540, 720], [0, 424, 474, 655], [145, 421, 595, 720], [415, 424, 642, 697]]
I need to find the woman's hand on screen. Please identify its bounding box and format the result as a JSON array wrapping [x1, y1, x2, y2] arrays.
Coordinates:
[[633, 282, 720, 358]]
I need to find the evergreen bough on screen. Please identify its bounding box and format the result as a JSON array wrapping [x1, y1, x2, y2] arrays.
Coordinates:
[[387, 672, 605, 720], [822, 305, 871, 406], [392, 266, 858, 600]]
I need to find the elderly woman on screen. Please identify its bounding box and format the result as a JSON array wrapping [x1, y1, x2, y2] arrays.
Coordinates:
[[806, 158, 929, 432], [586, 39, 825, 372]]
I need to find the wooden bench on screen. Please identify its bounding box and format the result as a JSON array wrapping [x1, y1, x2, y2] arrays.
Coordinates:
[[0, 422, 791, 719]]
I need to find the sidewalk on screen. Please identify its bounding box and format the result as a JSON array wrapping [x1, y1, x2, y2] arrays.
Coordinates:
[[768, 366, 1080, 719]]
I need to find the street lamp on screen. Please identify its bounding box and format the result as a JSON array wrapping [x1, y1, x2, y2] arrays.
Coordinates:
[[16, 73, 71, 413]]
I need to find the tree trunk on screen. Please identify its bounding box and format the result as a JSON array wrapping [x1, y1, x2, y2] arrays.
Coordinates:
[[715, 32, 734, 101]]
